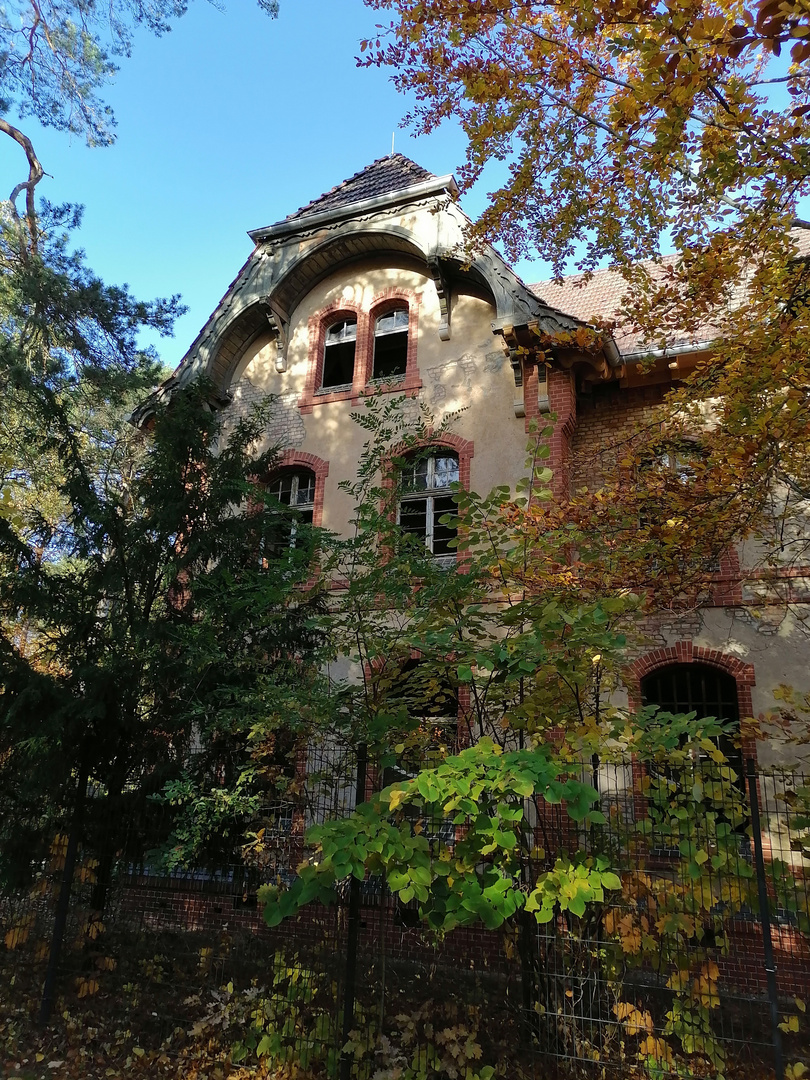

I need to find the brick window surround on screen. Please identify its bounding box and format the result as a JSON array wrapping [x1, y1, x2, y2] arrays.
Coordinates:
[[382, 433, 475, 568], [387, 432, 474, 490], [626, 642, 757, 765], [265, 450, 330, 529], [299, 290, 422, 414]]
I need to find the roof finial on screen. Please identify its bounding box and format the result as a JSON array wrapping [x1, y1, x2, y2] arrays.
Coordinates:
[[391, 131, 395, 157]]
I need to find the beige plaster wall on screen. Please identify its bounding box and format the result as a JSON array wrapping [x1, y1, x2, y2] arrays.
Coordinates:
[[226, 259, 530, 538]]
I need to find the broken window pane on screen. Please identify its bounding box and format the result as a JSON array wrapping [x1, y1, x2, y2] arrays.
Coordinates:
[[398, 451, 459, 557], [372, 307, 408, 380], [322, 318, 357, 389]]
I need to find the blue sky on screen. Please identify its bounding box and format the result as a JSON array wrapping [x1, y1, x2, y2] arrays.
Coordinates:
[[0, 0, 544, 369]]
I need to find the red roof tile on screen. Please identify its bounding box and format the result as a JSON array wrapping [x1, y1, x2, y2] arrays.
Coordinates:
[[530, 232, 810, 355]]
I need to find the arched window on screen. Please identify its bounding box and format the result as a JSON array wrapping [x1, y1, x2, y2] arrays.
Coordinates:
[[641, 662, 741, 774], [372, 306, 409, 381], [381, 659, 459, 842], [321, 318, 357, 389], [264, 468, 316, 555], [398, 450, 459, 558]]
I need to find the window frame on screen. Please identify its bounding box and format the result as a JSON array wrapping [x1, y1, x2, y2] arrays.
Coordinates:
[[397, 449, 461, 562], [360, 293, 422, 398], [371, 305, 410, 383], [300, 292, 423, 414], [379, 658, 461, 845], [263, 467, 317, 557], [257, 452, 329, 561], [641, 662, 742, 774], [320, 316, 358, 392], [383, 436, 474, 568]]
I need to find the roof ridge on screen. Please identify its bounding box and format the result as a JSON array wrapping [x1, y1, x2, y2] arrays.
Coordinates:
[[286, 153, 436, 221]]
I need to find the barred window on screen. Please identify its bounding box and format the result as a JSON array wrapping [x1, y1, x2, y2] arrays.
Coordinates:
[[641, 662, 741, 775]]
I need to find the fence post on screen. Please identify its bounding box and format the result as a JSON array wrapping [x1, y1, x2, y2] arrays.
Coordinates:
[[747, 759, 784, 1080], [340, 742, 367, 1080], [39, 762, 88, 1025]]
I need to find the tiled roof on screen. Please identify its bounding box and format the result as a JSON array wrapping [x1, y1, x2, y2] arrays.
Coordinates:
[[286, 154, 436, 221], [529, 256, 689, 355], [530, 231, 810, 356]]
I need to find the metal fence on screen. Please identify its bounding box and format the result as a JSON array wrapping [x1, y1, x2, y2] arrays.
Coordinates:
[[1, 739, 809, 1079]]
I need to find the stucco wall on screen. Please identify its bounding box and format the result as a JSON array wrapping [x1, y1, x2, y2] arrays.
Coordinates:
[[222, 259, 529, 537], [212, 244, 810, 748]]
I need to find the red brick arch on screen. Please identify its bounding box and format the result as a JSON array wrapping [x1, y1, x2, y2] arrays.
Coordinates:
[[364, 288, 423, 396], [300, 288, 426, 412], [381, 434, 475, 568], [387, 432, 475, 491], [626, 641, 757, 762]]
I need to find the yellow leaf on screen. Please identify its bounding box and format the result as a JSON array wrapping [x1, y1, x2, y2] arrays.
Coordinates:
[[76, 977, 99, 998], [50, 834, 69, 856], [84, 916, 105, 941], [389, 788, 406, 812], [640, 1035, 672, 1062], [4, 926, 30, 950]]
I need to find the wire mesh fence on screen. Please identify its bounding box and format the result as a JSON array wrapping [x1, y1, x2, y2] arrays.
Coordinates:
[[1, 739, 809, 1079]]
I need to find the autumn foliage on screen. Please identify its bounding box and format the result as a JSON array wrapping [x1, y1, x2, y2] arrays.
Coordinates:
[[361, 0, 810, 607]]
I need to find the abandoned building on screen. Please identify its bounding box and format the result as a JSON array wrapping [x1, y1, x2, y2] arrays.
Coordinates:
[[137, 153, 808, 765]]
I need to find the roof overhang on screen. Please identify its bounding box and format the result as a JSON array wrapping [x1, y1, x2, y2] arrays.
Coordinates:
[[248, 174, 460, 243]]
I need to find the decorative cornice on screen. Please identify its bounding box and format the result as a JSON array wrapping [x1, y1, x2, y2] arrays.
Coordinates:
[[247, 175, 459, 243]]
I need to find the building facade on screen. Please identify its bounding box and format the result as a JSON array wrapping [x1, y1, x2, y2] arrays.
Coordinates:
[[144, 154, 810, 762]]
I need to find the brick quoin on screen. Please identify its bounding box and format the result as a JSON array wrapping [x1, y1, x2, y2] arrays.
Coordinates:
[[522, 363, 541, 429], [525, 365, 577, 497]]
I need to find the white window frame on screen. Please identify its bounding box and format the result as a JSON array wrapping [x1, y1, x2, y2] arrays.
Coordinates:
[[371, 307, 409, 381], [398, 451, 459, 559], [265, 469, 316, 553], [321, 318, 358, 391]]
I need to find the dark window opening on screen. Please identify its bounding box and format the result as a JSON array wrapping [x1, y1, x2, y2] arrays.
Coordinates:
[[399, 451, 459, 558], [381, 660, 459, 844], [321, 319, 357, 389], [641, 663, 740, 768], [639, 443, 722, 573], [372, 308, 409, 380]]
